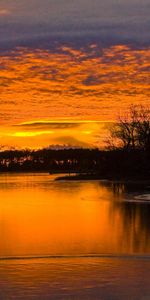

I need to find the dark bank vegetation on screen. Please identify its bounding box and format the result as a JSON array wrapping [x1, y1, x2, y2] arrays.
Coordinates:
[[0, 146, 149, 179], [0, 148, 100, 173], [0, 105, 149, 179]]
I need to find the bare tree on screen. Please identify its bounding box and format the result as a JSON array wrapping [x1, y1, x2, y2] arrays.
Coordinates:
[[106, 105, 150, 151]]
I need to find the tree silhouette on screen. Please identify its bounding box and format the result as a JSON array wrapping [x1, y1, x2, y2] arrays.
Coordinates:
[[107, 105, 150, 151]]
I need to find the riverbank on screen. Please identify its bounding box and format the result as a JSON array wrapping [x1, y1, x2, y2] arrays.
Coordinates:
[[55, 173, 150, 185], [55, 173, 103, 181]]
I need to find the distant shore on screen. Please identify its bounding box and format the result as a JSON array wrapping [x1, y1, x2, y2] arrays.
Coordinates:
[[0, 147, 149, 181], [0, 170, 149, 185], [55, 173, 150, 184], [55, 173, 102, 181]]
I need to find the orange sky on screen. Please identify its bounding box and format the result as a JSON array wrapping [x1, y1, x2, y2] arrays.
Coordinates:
[[1, 44, 150, 149]]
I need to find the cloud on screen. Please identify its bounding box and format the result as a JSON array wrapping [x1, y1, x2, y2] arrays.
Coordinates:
[[0, 0, 150, 49], [15, 121, 83, 130], [83, 75, 102, 86], [0, 9, 10, 16], [1, 45, 150, 129]]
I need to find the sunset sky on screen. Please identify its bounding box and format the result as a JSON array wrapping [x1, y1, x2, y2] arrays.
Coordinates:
[[0, 0, 150, 149]]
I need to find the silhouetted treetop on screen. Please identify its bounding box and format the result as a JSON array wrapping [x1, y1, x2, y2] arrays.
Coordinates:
[[107, 105, 150, 151]]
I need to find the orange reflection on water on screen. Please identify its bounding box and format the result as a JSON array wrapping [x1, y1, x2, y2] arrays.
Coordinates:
[[0, 174, 150, 257]]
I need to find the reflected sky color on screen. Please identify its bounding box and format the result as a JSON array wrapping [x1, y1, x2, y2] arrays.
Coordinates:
[[0, 1, 150, 148], [0, 174, 150, 257]]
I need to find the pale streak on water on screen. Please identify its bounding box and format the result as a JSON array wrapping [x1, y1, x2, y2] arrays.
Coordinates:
[[0, 173, 150, 299]]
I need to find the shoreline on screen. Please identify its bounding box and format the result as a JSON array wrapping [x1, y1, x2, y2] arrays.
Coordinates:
[[0, 171, 149, 185], [55, 173, 150, 184]]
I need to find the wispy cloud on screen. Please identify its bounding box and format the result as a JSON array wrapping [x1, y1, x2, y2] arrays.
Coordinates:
[[15, 121, 83, 130], [15, 120, 100, 130]]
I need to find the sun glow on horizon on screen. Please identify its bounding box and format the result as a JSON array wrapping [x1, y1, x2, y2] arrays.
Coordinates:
[[0, 119, 109, 149], [11, 130, 54, 137]]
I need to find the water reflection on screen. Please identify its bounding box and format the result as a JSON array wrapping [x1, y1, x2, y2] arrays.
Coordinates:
[[109, 181, 150, 253], [0, 174, 150, 257]]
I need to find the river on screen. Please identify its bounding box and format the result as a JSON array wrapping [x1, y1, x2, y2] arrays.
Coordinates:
[[0, 173, 150, 299]]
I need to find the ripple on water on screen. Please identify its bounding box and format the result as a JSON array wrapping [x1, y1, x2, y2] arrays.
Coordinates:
[[0, 257, 150, 300]]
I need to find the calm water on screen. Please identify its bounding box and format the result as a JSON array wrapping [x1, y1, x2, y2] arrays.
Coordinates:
[[0, 173, 150, 299]]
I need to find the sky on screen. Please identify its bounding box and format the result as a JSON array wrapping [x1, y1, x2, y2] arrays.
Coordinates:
[[0, 0, 150, 149]]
